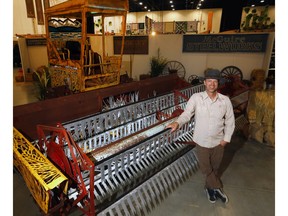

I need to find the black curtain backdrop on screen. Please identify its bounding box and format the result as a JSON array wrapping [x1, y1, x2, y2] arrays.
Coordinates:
[[220, 0, 246, 32]]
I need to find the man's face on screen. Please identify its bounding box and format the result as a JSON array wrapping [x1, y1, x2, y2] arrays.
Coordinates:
[[204, 78, 219, 93]]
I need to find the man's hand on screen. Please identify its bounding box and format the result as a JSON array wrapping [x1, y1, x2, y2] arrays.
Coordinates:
[[220, 140, 229, 147], [166, 122, 179, 133]]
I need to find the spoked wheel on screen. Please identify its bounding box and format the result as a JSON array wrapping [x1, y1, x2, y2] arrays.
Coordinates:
[[221, 66, 243, 80], [187, 75, 199, 84], [162, 61, 186, 79]]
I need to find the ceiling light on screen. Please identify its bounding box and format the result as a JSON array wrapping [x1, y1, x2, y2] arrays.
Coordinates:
[[260, 0, 265, 2], [139, 2, 143, 5], [170, 1, 173, 3], [251, 4, 255, 7], [171, 5, 174, 7]]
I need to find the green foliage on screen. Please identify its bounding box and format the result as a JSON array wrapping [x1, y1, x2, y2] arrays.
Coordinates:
[[33, 66, 51, 100], [150, 48, 167, 77], [241, 5, 275, 31]]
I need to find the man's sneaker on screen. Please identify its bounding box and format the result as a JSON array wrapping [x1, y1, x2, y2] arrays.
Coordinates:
[[205, 188, 216, 203], [214, 188, 229, 203]]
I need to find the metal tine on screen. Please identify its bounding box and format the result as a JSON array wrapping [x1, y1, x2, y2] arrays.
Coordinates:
[[114, 171, 127, 188], [177, 158, 190, 180], [151, 142, 167, 161], [121, 167, 134, 184], [140, 185, 154, 211], [140, 156, 151, 173], [181, 134, 190, 142], [124, 161, 138, 180], [185, 132, 194, 140], [162, 168, 176, 192], [137, 146, 149, 166], [160, 142, 176, 156], [156, 147, 171, 164], [131, 192, 144, 216], [93, 188, 103, 202], [126, 196, 137, 216], [126, 152, 139, 176], [136, 188, 149, 213], [163, 141, 176, 153], [114, 204, 123, 216], [109, 174, 121, 189], [146, 179, 160, 205], [144, 148, 157, 165], [95, 181, 107, 198], [177, 137, 186, 144], [100, 180, 113, 197], [129, 163, 141, 179], [115, 157, 130, 185], [114, 167, 131, 187], [147, 146, 162, 164], [168, 164, 182, 186], [107, 208, 114, 216], [167, 166, 178, 189], [158, 172, 170, 197], [153, 139, 168, 160], [173, 160, 186, 182], [132, 158, 145, 176], [153, 175, 166, 201], [181, 154, 194, 176], [186, 151, 199, 172], [120, 200, 131, 216], [105, 177, 117, 193], [190, 151, 200, 170]]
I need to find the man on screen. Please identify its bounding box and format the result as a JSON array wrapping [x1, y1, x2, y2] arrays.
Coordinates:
[[166, 69, 235, 203]]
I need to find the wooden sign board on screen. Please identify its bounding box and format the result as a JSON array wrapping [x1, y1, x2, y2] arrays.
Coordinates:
[[183, 34, 268, 53], [114, 36, 149, 55]]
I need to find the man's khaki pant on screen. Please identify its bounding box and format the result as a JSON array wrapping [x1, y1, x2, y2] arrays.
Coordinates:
[[195, 144, 224, 189]]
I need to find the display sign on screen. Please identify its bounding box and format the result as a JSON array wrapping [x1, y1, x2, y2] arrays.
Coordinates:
[[26, 38, 47, 46], [183, 34, 268, 53], [114, 36, 148, 54]]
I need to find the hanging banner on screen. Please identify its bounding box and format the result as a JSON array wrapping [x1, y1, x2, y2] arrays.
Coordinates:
[[35, 0, 44, 25], [25, 0, 35, 18], [183, 33, 268, 53], [114, 36, 148, 54]]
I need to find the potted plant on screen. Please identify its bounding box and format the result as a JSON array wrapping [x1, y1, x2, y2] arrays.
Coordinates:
[[33, 66, 51, 100], [150, 48, 167, 77]]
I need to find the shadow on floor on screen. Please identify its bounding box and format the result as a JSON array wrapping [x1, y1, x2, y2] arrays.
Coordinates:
[[218, 131, 247, 178]]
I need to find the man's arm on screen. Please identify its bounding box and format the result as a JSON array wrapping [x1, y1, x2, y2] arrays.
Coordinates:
[[223, 98, 235, 143], [166, 94, 196, 132]]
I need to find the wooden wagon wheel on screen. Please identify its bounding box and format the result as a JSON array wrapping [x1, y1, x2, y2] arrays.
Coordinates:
[[187, 75, 199, 84], [221, 66, 243, 80], [162, 61, 186, 79]]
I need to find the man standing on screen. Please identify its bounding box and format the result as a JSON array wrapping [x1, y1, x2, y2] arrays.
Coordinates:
[[166, 69, 235, 203]]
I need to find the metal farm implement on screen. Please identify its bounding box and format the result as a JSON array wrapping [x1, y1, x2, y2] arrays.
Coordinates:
[[13, 83, 247, 215]]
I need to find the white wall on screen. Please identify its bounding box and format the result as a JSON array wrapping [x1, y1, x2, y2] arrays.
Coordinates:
[[13, 0, 46, 36]]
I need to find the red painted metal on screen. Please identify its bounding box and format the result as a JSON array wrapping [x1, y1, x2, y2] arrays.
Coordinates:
[[37, 124, 95, 216]]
